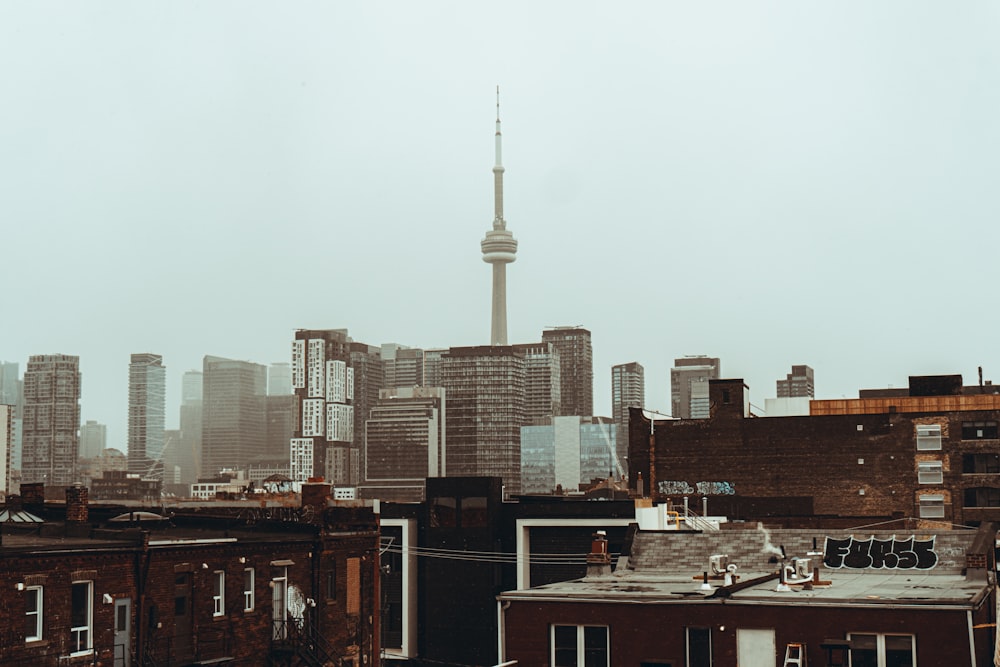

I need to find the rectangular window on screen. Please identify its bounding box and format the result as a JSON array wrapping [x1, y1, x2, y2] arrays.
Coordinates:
[[551, 625, 609, 667], [964, 487, 1000, 508], [243, 568, 254, 611], [70, 581, 93, 654], [916, 424, 942, 451], [848, 633, 914, 667], [686, 627, 712, 667], [326, 564, 336, 601], [919, 494, 946, 518], [963, 453, 1000, 474], [25, 586, 42, 642], [918, 461, 943, 484], [962, 421, 998, 440], [213, 571, 225, 616]]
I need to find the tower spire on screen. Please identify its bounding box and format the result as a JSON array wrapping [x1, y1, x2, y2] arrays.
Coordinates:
[[481, 86, 518, 346]]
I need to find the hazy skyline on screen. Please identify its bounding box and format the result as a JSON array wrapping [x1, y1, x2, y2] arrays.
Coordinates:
[[4, 3, 999, 450]]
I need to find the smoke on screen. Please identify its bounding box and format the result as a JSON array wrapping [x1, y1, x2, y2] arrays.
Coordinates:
[[757, 522, 785, 558]]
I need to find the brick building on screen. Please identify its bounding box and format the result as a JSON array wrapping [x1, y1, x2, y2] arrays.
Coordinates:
[[498, 523, 996, 666], [0, 483, 379, 666], [629, 375, 1000, 525]]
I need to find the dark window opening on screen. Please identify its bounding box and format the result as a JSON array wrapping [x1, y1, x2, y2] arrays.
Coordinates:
[[962, 421, 999, 440], [429, 497, 456, 528], [963, 454, 1000, 474], [721, 390, 731, 404], [964, 487, 1000, 508]]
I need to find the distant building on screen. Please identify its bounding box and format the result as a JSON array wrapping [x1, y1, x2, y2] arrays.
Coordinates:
[[422, 348, 447, 387], [382, 344, 425, 389], [521, 416, 618, 494], [91, 469, 161, 501], [0, 361, 22, 472], [265, 394, 297, 458], [161, 429, 182, 486], [78, 419, 107, 460], [0, 404, 11, 495], [441, 346, 524, 495], [21, 354, 81, 487], [360, 386, 446, 502], [201, 355, 266, 476], [777, 364, 815, 398], [541, 327, 593, 417], [670, 355, 720, 419], [177, 369, 203, 485], [513, 342, 561, 422], [611, 362, 644, 473], [127, 353, 166, 478], [267, 362, 292, 396]]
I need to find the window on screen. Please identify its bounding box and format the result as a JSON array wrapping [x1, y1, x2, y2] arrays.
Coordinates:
[[963, 454, 1000, 474], [848, 633, 914, 667], [917, 461, 943, 484], [25, 586, 42, 642], [243, 568, 254, 611], [686, 627, 712, 666], [916, 424, 942, 451], [551, 625, 609, 667], [70, 581, 93, 655], [213, 571, 225, 616], [918, 494, 945, 518], [964, 487, 1000, 508], [962, 421, 998, 440], [326, 565, 336, 601], [430, 497, 457, 527]]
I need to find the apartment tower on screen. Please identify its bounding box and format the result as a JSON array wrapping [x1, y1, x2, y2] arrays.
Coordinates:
[[127, 353, 166, 478], [541, 327, 593, 417], [21, 354, 81, 487], [670, 356, 720, 419]]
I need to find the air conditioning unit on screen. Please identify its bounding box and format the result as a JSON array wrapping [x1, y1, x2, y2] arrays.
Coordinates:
[[709, 554, 729, 575], [793, 557, 811, 579]]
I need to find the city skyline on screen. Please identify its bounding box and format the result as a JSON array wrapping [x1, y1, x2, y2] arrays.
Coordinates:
[[4, 4, 999, 449]]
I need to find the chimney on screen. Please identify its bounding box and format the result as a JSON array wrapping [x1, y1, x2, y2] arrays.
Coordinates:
[[66, 483, 89, 523], [20, 482, 45, 513], [301, 482, 332, 512], [586, 530, 612, 577]]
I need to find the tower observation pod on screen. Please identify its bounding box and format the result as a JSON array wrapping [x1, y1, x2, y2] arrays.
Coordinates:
[[481, 86, 518, 346]]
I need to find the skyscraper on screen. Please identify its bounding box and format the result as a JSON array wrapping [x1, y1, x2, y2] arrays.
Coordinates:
[[481, 89, 518, 346], [513, 342, 561, 422], [268, 362, 292, 396], [671, 356, 720, 419], [520, 416, 618, 495], [0, 361, 21, 474], [441, 345, 524, 495], [201, 355, 266, 476], [0, 404, 12, 495], [79, 420, 108, 459], [361, 386, 446, 502], [612, 362, 644, 471], [128, 353, 166, 478], [777, 365, 815, 398], [382, 344, 426, 389], [541, 327, 593, 417], [22, 354, 81, 487], [177, 370, 203, 485]]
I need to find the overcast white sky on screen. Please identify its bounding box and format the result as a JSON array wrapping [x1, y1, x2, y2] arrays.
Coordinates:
[[3, 3, 999, 450]]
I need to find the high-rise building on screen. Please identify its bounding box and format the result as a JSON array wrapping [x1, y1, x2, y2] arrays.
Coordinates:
[[128, 353, 166, 478], [422, 349, 447, 388], [268, 362, 292, 396], [177, 370, 203, 485], [361, 387, 446, 502], [481, 89, 518, 346], [670, 356, 720, 419], [612, 362, 644, 471], [0, 404, 11, 495], [79, 420, 108, 459], [201, 355, 266, 476], [291, 329, 354, 483], [21, 354, 81, 487], [382, 344, 425, 389], [521, 416, 618, 495], [441, 345, 524, 495], [777, 365, 815, 398], [0, 361, 23, 472], [513, 342, 561, 422], [541, 327, 593, 417], [348, 341, 385, 481]]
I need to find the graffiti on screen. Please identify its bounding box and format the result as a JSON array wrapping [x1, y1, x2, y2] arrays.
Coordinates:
[[658, 481, 695, 495], [240, 505, 314, 526], [823, 535, 938, 570], [657, 481, 736, 495], [696, 481, 735, 496]]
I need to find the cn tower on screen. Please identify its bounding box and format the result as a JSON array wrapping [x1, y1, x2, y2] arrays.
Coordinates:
[[481, 87, 518, 346]]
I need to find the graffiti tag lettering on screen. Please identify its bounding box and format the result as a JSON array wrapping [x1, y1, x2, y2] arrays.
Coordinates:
[[658, 481, 695, 495], [696, 481, 735, 496], [823, 536, 937, 570], [657, 481, 736, 495]]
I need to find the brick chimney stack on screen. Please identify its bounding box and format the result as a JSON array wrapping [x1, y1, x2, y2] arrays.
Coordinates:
[[66, 483, 89, 523], [586, 530, 612, 577]]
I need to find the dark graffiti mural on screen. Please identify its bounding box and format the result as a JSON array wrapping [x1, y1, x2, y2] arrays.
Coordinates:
[[823, 535, 938, 570]]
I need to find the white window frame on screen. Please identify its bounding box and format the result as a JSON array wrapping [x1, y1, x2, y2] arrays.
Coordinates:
[[919, 494, 946, 518], [213, 570, 225, 617], [70, 580, 93, 656], [25, 585, 43, 642], [918, 461, 943, 485], [550, 624, 609, 667], [848, 632, 915, 666], [243, 568, 255, 612], [916, 424, 942, 451]]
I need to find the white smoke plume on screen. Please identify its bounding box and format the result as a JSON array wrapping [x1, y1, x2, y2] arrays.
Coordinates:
[[757, 522, 785, 558]]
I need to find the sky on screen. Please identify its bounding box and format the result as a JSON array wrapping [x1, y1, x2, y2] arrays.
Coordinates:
[[3, 3, 1000, 450]]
